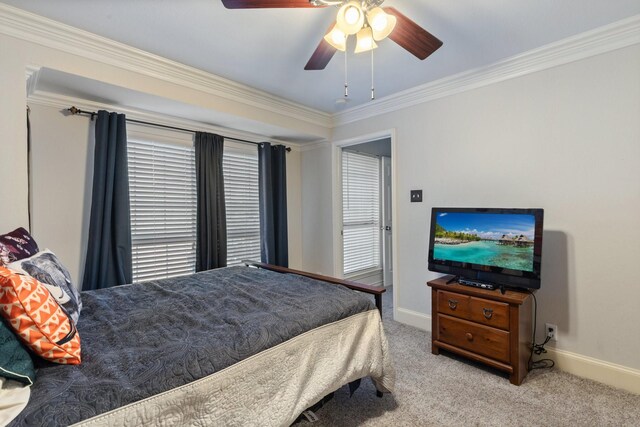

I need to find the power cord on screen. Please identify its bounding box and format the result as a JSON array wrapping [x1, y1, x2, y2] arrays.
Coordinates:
[[526, 290, 555, 370]]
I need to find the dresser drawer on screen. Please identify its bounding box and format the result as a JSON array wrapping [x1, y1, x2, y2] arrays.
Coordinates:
[[468, 297, 509, 330], [437, 291, 471, 318], [437, 290, 509, 330], [437, 314, 510, 363]]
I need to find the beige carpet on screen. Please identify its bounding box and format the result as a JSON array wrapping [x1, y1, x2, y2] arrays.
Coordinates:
[[305, 287, 640, 426]]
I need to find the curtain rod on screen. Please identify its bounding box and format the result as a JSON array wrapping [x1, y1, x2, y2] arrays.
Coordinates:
[[66, 106, 291, 152]]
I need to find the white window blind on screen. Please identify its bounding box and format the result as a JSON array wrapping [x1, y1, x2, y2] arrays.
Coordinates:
[[342, 150, 381, 275], [223, 143, 261, 266], [128, 139, 197, 282]]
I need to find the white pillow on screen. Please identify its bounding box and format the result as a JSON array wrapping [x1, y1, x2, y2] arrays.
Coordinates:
[[0, 377, 30, 426]]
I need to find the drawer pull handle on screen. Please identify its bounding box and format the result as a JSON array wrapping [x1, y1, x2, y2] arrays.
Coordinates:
[[448, 299, 458, 310], [483, 308, 494, 319], [465, 333, 473, 341]]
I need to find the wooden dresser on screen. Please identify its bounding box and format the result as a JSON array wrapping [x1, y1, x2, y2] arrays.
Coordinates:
[[427, 276, 533, 385]]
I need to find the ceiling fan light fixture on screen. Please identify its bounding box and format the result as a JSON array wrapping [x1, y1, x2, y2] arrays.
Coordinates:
[[336, 1, 364, 35], [354, 26, 378, 53], [324, 25, 347, 51], [367, 7, 396, 41]]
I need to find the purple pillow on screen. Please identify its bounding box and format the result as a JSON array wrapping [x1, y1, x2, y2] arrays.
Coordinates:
[[0, 228, 39, 266]]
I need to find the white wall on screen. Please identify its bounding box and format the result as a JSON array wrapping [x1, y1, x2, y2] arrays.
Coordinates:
[[286, 148, 303, 270], [301, 144, 337, 275], [0, 47, 28, 230], [305, 44, 640, 371], [28, 104, 94, 284]]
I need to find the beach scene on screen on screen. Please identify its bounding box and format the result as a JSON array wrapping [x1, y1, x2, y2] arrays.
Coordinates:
[[433, 212, 536, 271]]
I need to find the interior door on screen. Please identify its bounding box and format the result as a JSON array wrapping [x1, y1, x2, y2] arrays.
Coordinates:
[[381, 156, 393, 287]]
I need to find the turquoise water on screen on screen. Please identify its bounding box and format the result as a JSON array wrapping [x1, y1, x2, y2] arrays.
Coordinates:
[[434, 241, 534, 271]]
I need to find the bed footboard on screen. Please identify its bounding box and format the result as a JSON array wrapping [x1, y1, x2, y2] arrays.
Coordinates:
[[244, 261, 385, 314]]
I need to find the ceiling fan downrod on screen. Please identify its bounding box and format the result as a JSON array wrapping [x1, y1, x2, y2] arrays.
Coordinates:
[[371, 48, 375, 100], [344, 49, 349, 98]]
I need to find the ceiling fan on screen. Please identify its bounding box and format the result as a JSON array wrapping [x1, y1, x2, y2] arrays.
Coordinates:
[[221, 0, 443, 70]]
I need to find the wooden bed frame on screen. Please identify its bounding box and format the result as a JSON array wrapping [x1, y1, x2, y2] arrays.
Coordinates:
[[244, 261, 386, 314]]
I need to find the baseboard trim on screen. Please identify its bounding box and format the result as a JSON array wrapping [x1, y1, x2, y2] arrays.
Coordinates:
[[545, 347, 640, 395], [394, 307, 431, 332], [393, 306, 640, 394]]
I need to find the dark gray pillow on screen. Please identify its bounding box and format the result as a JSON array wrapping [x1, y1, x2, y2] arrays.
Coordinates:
[[8, 249, 82, 324]]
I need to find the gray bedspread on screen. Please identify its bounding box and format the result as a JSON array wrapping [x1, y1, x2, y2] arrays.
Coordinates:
[[10, 266, 375, 426]]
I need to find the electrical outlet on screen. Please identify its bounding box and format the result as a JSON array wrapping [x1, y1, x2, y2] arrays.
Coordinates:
[[545, 323, 557, 341], [410, 190, 423, 202]]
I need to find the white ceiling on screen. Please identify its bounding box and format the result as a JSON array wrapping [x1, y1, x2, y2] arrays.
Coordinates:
[[5, 0, 640, 113]]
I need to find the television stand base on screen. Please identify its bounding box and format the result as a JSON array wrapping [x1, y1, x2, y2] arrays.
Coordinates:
[[427, 276, 533, 385]]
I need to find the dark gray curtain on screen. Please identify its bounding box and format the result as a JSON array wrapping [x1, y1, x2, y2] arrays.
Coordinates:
[[82, 110, 132, 291], [258, 143, 288, 267], [195, 132, 227, 271]]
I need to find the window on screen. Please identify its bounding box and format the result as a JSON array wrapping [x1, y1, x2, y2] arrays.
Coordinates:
[[128, 129, 261, 282], [223, 142, 261, 266], [128, 137, 197, 282], [342, 150, 381, 275]]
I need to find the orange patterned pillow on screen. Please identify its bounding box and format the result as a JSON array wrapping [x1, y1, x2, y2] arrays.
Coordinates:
[[0, 266, 81, 364]]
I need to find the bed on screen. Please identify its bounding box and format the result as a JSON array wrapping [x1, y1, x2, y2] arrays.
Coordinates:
[[8, 263, 394, 426]]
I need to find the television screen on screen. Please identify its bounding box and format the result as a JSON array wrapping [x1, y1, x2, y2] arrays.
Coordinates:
[[428, 208, 544, 289]]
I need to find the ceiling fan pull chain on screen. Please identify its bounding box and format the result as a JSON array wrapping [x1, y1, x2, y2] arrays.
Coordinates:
[[371, 48, 375, 100], [344, 49, 349, 98]]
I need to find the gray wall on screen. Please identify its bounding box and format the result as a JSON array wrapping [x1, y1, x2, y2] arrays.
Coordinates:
[[302, 44, 640, 371]]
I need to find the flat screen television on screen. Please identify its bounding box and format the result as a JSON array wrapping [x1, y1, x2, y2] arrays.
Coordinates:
[[428, 207, 544, 290]]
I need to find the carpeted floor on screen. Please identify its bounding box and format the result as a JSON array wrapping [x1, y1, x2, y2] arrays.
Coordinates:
[[304, 287, 640, 426]]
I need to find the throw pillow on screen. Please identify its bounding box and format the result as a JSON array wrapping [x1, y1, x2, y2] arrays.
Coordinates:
[[0, 319, 35, 386], [0, 267, 81, 365], [0, 228, 39, 266], [8, 250, 82, 324]]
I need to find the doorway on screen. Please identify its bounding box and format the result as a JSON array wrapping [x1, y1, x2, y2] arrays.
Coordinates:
[[340, 138, 392, 287]]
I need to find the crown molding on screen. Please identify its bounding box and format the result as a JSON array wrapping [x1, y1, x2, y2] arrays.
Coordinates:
[[297, 140, 333, 152], [0, 3, 332, 130], [27, 90, 307, 149], [25, 65, 41, 95], [334, 14, 640, 126]]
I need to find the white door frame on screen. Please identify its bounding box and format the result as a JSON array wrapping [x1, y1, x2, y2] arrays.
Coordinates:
[[381, 155, 393, 287], [331, 129, 398, 319]]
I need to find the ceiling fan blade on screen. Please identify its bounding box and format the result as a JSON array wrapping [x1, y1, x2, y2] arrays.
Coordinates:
[[304, 38, 337, 70], [222, 0, 321, 8], [383, 7, 443, 60], [305, 22, 338, 70]]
